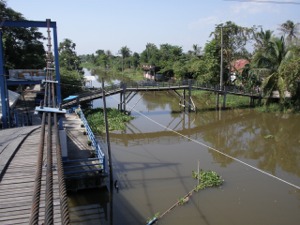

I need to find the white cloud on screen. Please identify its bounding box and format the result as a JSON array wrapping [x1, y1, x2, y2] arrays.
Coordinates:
[[230, 1, 280, 15]]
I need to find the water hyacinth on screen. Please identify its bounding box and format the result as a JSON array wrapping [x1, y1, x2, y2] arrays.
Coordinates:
[[84, 108, 133, 134], [192, 170, 224, 191]]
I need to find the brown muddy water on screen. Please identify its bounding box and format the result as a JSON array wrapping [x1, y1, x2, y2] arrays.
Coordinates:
[[72, 90, 300, 225]]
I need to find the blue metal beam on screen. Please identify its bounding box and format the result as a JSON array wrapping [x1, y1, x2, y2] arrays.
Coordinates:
[[1, 20, 56, 28], [0, 30, 9, 128], [52, 23, 62, 106], [7, 80, 41, 86], [0, 19, 62, 128]]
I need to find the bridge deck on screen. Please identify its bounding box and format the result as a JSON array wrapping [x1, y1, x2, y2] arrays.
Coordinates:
[[62, 83, 261, 108], [0, 127, 62, 225]]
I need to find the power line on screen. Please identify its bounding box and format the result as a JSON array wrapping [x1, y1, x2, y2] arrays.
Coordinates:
[[224, 0, 300, 5], [109, 94, 300, 190]]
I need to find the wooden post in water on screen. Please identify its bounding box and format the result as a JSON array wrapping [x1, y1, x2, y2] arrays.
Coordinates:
[[222, 86, 227, 109], [122, 83, 127, 112], [183, 88, 186, 111], [216, 91, 220, 110], [119, 91, 122, 112], [188, 80, 192, 112]]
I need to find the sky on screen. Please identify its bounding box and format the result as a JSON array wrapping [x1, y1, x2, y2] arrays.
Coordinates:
[[5, 0, 300, 55]]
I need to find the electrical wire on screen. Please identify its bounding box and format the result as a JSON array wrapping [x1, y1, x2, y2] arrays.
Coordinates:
[[27, 78, 300, 190], [109, 93, 300, 190], [224, 0, 300, 5]]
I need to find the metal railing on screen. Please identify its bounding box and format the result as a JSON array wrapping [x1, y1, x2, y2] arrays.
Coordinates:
[[77, 108, 106, 173], [92, 80, 261, 96]]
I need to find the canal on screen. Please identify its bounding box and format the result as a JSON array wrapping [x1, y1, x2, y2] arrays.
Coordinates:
[[73, 69, 300, 225]]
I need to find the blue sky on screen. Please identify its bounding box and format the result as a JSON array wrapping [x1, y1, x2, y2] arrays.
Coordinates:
[[6, 0, 300, 55]]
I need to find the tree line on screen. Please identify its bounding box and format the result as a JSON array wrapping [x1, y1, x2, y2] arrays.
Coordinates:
[[82, 20, 300, 107], [1, 0, 300, 107]]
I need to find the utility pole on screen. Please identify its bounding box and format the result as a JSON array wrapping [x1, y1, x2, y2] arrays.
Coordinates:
[[102, 77, 113, 190], [220, 25, 224, 91]]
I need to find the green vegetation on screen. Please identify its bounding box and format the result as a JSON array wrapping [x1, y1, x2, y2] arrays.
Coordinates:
[[192, 170, 224, 191], [58, 38, 85, 98], [147, 169, 223, 223], [2, 1, 300, 111], [84, 108, 133, 134], [91, 67, 144, 84], [0, 1, 46, 71], [80, 20, 300, 112], [192, 90, 251, 109], [255, 102, 296, 113]]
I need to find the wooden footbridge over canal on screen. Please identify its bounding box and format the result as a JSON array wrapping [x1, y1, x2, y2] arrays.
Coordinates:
[[62, 80, 262, 112]]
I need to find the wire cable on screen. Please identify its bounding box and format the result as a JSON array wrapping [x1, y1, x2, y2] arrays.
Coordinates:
[[224, 0, 300, 5], [109, 94, 300, 190]]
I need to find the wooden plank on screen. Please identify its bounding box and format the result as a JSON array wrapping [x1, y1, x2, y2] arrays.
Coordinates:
[[0, 127, 63, 225], [0, 204, 31, 213]]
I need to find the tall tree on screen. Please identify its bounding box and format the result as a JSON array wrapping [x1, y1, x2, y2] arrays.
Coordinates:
[[210, 21, 253, 85], [59, 38, 82, 72], [278, 20, 300, 46], [58, 39, 84, 98], [118, 46, 131, 71], [252, 36, 295, 103], [0, 1, 46, 71], [140, 43, 159, 65], [190, 44, 202, 57], [130, 52, 140, 70], [253, 28, 273, 50]]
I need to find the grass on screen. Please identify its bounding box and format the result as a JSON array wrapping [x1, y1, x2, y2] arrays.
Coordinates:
[[191, 90, 252, 109], [255, 101, 300, 113]]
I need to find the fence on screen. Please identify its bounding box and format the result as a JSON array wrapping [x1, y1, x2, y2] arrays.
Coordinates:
[[76, 108, 106, 172]]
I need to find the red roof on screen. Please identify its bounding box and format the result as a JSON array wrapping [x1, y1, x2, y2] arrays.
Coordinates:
[[231, 59, 249, 72]]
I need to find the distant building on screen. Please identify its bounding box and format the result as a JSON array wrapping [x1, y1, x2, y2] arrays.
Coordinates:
[[229, 59, 250, 83], [142, 65, 168, 81], [9, 69, 46, 81], [142, 65, 156, 80]]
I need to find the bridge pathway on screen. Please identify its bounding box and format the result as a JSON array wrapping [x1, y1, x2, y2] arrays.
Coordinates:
[[0, 126, 62, 225]]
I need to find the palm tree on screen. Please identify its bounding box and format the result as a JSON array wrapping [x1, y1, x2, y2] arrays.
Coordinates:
[[192, 44, 201, 56], [278, 20, 300, 46], [252, 36, 292, 103], [118, 46, 131, 72], [253, 29, 273, 50]]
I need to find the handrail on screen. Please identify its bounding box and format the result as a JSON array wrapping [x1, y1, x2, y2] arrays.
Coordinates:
[[62, 81, 262, 108], [76, 108, 106, 173]]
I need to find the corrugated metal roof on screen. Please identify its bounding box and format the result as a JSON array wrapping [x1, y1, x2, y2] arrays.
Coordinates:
[[0, 90, 20, 116]]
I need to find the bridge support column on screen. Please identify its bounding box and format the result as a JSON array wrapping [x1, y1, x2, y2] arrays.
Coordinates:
[[188, 80, 192, 112], [183, 88, 186, 111], [222, 86, 227, 109], [216, 92, 220, 110], [119, 83, 127, 112], [249, 96, 255, 107], [119, 92, 122, 111]]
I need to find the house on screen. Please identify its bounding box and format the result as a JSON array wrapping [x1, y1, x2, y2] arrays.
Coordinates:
[[230, 59, 250, 83]]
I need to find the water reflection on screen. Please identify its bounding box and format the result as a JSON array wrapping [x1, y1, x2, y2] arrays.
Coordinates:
[[111, 108, 300, 180], [82, 71, 300, 224]]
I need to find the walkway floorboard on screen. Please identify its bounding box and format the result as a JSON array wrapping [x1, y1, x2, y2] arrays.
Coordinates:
[[0, 128, 62, 225]]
